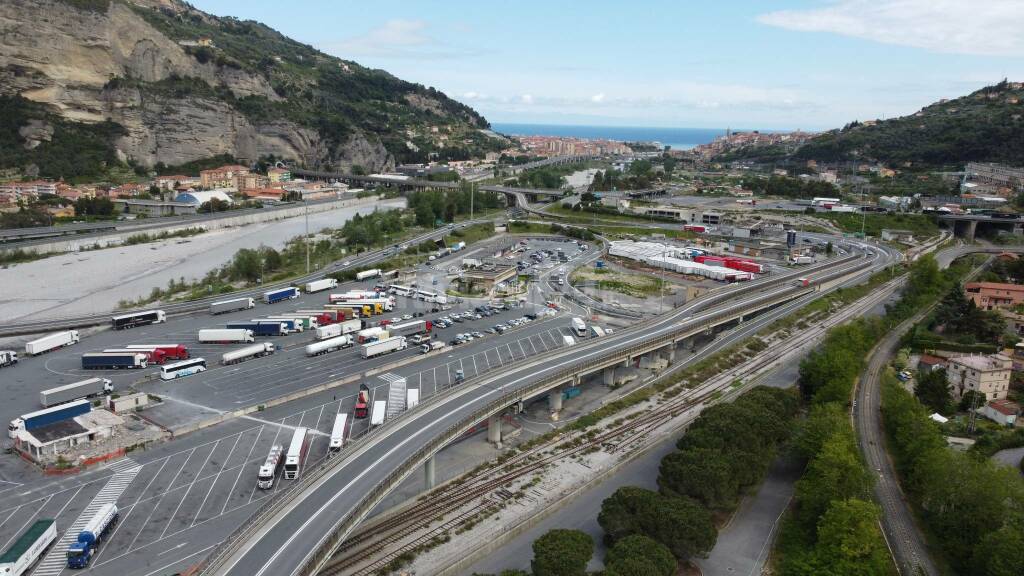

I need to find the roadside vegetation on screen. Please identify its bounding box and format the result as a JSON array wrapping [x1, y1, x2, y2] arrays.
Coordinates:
[[570, 267, 669, 298], [813, 212, 940, 239], [123, 227, 205, 246]]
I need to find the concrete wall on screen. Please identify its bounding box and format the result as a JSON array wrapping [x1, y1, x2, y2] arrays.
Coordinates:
[[3, 195, 382, 256]]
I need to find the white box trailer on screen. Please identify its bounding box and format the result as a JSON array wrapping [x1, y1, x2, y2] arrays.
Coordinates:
[[360, 336, 406, 359], [356, 269, 381, 281], [40, 378, 113, 408], [562, 335, 576, 347], [221, 342, 275, 365], [25, 330, 80, 356], [209, 297, 255, 315], [198, 329, 254, 343], [304, 278, 338, 293], [370, 400, 387, 426], [407, 388, 420, 410], [329, 414, 348, 451], [304, 336, 353, 356], [315, 319, 361, 340], [0, 519, 57, 576]]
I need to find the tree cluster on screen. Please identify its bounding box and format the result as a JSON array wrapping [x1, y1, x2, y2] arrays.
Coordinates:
[[882, 382, 1024, 574], [74, 196, 115, 216], [587, 160, 663, 192], [740, 175, 839, 200], [406, 185, 503, 227], [930, 285, 1006, 345]]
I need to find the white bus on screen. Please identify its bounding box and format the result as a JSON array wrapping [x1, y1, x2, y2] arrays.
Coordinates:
[[414, 289, 447, 304], [283, 427, 308, 480], [388, 285, 413, 297], [329, 414, 348, 451], [159, 358, 207, 381]]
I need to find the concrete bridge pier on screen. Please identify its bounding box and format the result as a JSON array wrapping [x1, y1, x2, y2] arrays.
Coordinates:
[[424, 455, 436, 490], [549, 390, 563, 420], [965, 220, 977, 241], [487, 413, 503, 448], [603, 366, 615, 387]]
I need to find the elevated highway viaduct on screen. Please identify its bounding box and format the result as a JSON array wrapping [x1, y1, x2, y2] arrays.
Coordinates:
[[196, 243, 896, 576]]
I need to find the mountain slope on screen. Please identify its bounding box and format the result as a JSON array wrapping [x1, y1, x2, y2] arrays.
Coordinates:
[[794, 82, 1024, 167], [0, 0, 500, 178]]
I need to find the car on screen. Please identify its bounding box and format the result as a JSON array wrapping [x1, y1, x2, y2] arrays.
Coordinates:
[[402, 314, 413, 320], [486, 328, 497, 334], [451, 315, 463, 323], [449, 339, 462, 346], [472, 314, 483, 320], [472, 331, 484, 339], [343, 260, 352, 266]]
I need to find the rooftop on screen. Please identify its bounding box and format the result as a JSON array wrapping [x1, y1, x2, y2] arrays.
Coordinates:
[[965, 281, 1024, 293], [985, 399, 1020, 416], [950, 354, 1012, 372]]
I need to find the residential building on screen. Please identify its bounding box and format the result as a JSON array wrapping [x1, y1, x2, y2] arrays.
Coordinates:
[[917, 354, 947, 373], [267, 167, 291, 183], [239, 173, 270, 192], [978, 399, 1019, 427], [154, 175, 196, 190], [964, 281, 1024, 310], [946, 354, 1012, 402], [199, 165, 249, 190]]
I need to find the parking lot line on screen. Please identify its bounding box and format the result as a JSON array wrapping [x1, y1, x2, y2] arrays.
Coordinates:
[[472, 355, 480, 375], [190, 432, 243, 528], [96, 456, 171, 564], [160, 443, 219, 539], [222, 425, 263, 517], [251, 421, 286, 504]]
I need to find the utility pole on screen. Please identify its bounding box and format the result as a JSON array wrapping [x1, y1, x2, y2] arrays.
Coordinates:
[[304, 197, 310, 274]]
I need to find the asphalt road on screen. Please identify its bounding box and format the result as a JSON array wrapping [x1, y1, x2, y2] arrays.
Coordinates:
[[207, 247, 888, 576]]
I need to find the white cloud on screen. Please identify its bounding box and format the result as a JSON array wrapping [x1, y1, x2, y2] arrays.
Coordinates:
[[520, 94, 534, 104], [758, 0, 1024, 56], [462, 91, 479, 99], [591, 93, 606, 103], [322, 19, 483, 60]]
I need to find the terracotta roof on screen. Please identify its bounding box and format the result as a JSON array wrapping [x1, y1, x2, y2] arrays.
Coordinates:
[[965, 282, 1024, 292], [919, 354, 946, 366], [986, 399, 1020, 416]]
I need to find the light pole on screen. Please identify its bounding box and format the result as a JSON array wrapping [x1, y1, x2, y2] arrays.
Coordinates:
[[305, 197, 310, 274]]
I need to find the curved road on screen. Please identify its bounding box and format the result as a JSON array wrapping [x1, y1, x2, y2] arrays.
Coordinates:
[[201, 245, 894, 576]]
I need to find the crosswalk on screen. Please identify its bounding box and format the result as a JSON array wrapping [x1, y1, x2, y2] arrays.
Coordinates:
[[31, 459, 141, 576]]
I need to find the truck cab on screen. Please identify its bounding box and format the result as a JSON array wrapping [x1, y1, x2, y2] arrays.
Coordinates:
[[354, 384, 370, 418]]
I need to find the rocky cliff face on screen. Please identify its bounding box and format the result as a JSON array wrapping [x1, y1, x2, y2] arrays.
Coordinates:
[[0, 0, 483, 172]]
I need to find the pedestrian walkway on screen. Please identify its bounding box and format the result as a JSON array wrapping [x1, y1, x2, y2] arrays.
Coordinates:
[[32, 460, 142, 576]]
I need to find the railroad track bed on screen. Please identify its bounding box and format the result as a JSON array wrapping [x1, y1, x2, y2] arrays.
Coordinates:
[[317, 274, 907, 576]]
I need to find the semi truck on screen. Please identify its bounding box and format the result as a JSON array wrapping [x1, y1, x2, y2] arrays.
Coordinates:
[[123, 344, 189, 361], [40, 378, 113, 408], [65, 503, 118, 569], [571, 317, 587, 337], [275, 314, 319, 329], [356, 326, 388, 343], [221, 342, 275, 365], [209, 297, 255, 315], [356, 268, 381, 281], [451, 241, 466, 252], [197, 329, 254, 344], [304, 278, 338, 293], [102, 348, 167, 365], [0, 519, 57, 576], [9, 399, 91, 439], [226, 321, 287, 337], [256, 444, 284, 490], [791, 256, 814, 265], [111, 309, 165, 330], [25, 330, 79, 356], [263, 286, 300, 304], [81, 352, 148, 370], [420, 341, 446, 354], [252, 318, 302, 332], [354, 384, 370, 418], [0, 350, 17, 368], [304, 335, 353, 356], [329, 413, 348, 451], [315, 319, 361, 340], [388, 320, 431, 339], [360, 336, 407, 359], [370, 400, 387, 426]]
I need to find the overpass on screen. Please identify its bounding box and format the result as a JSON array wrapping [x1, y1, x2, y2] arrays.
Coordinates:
[[936, 213, 1023, 240], [197, 247, 890, 576], [0, 221, 118, 243], [503, 154, 599, 175]]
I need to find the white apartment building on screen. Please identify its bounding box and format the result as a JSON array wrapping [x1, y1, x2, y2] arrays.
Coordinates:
[[946, 354, 1012, 402]]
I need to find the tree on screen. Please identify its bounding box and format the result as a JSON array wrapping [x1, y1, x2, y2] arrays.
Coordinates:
[[959, 389, 987, 412], [971, 523, 1024, 576], [792, 403, 850, 460], [933, 285, 970, 333], [813, 499, 893, 576], [598, 487, 716, 560], [604, 534, 676, 576], [794, 433, 874, 530], [530, 529, 592, 576], [914, 369, 953, 415], [261, 247, 283, 271], [658, 447, 738, 509], [230, 248, 263, 282]]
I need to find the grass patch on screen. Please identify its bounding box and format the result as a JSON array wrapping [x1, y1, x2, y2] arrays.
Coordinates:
[[123, 227, 205, 246]]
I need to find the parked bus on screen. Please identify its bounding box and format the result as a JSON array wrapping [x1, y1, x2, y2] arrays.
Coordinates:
[[329, 414, 348, 451], [283, 427, 309, 480], [159, 358, 207, 381], [387, 285, 413, 297]]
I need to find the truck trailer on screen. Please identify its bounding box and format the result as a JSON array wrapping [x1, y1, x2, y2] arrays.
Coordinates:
[[329, 413, 348, 451], [252, 318, 302, 332], [356, 327, 388, 344], [570, 317, 587, 337], [225, 322, 287, 337], [256, 444, 284, 490], [9, 399, 91, 439], [263, 287, 300, 304], [123, 344, 189, 361], [25, 330, 80, 356], [65, 503, 118, 568], [102, 348, 167, 365], [209, 297, 255, 315], [221, 343, 275, 365], [304, 278, 338, 293], [356, 269, 381, 281], [387, 320, 431, 338], [304, 336, 353, 356], [370, 400, 387, 426], [0, 519, 57, 576], [0, 350, 17, 368], [111, 309, 165, 330], [39, 378, 113, 408], [314, 319, 361, 340], [360, 336, 407, 359], [197, 329, 254, 344], [81, 352, 148, 370]]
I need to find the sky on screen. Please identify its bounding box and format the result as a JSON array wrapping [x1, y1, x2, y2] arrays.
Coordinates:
[[188, 0, 1024, 130]]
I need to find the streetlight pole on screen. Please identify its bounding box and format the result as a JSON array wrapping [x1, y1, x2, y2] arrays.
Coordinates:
[[305, 197, 310, 274]]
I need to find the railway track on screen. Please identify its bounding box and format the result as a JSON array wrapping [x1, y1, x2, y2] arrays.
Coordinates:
[[318, 273, 907, 575]]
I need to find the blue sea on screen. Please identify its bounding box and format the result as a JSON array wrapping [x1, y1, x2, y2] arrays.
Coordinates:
[[491, 123, 728, 150]]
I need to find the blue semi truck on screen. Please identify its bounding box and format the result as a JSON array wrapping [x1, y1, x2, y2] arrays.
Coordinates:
[[8, 399, 91, 439], [66, 503, 118, 569], [81, 352, 148, 370], [225, 322, 287, 337], [263, 287, 300, 304]]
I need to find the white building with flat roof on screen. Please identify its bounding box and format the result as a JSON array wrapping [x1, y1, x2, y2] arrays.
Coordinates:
[[946, 354, 1012, 402]]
